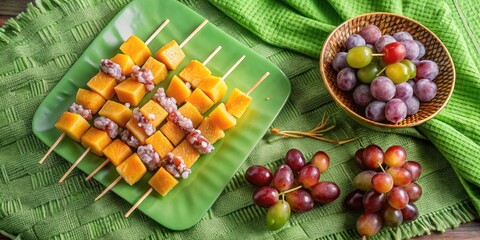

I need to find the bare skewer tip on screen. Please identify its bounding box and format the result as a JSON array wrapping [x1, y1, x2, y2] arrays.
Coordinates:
[[145, 19, 170, 46], [246, 72, 270, 95], [39, 132, 66, 164], [179, 19, 209, 48], [124, 188, 153, 217], [221, 55, 246, 81]]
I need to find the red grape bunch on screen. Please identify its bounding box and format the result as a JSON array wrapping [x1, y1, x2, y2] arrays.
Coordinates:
[[245, 149, 340, 230], [332, 24, 439, 124], [345, 144, 423, 238]]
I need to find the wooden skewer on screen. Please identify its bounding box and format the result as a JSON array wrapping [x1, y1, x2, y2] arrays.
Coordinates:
[[246, 72, 270, 95], [179, 19, 208, 48], [58, 147, 91, 183], [221, 55, 246, 81], [145, 19, 170, 45], [202, 46, 222, 65], [124, 188, 153, 217], [85, 158, 110, 181], [95, 175, 123, 201], [39, 133, 65, 164]]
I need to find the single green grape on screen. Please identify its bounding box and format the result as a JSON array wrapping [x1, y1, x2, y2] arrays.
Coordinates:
[[400, 59, 417, 79], [386, 63, 410, 83], [357, 62, 380, 84], [266, 200, 291, 230], [346, 46, 373, 68], [378, 58, 388, 69]]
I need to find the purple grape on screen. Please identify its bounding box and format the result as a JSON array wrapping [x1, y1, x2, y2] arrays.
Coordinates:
[[336, 67, 357, 91], [404, 96, 420, 115], [400, 40, 420, 60], [375, 35, 396, 53], [385, 98, 407, 123], [407, 80, 415, 88], [353, 84, 374, 107], [414, 40, 426, 59], [370, 76, 396, 101], [393, 31, 413, 42], [394, 82, 413, 102], [347, 34, 366, 50], [415, 60, 439, 81], [365, 101, 386, 122], [365, 44, 375, 52], [332, 52, 348, 72], [414, 79, 437, 102], [360, 25, 382, 45], [411, 59, 420, 65]]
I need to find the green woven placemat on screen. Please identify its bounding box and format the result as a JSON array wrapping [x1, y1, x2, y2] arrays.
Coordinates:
[[0, 0, 478, 239]]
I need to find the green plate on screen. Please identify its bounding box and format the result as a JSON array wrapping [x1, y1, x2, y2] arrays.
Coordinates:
[[32, 0, 290, 230]]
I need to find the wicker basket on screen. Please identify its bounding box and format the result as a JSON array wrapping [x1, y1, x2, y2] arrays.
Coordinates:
[[320, 12, 455, 128]]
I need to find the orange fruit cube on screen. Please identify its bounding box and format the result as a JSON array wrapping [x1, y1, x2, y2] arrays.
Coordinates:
[[149, 167, 179, 197], [186, 88, 214, 114], [160, 121, 184, 147], [81, 127, 112, 156], [197, 118, 225, 144], [116, 153, 147, 185], [114, 78, 146, 106], [126, 118, 149, 145], [155, 40, 185, 70], [166, 75, 191, 105], [178, 60, 211, 88], [139, 100, 168, 128], [209, 103, 236, 130], [103, 139, 133, 166], [75, 88, 106, 114], [198, 76, 227, 103], [145, 131, 174, 159], [179, 102, 203, 128], [142, 57, 168, 84], [110, 53, 135, 76], [98, 100, 132, 127], [172, 140, 200, 168], [55, 112, 90, 142], [87, 72, 117, 100], [225, 88, 252, 118], [119, 35, 151, 66]]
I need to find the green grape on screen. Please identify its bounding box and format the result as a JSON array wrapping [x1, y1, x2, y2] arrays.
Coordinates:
[[266, 200, 291, 230], [386, 63, 410, 83], [400, 59, 417, 79], [378, 58, 388, 68], [357, 62, 380, 83], [346, 46, 373, 68]]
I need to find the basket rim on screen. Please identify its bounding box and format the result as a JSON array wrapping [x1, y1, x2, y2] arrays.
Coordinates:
[[319, 12, 456, 128]]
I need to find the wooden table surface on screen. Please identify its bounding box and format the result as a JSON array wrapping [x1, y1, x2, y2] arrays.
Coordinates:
[[0, 1, 479, 239]]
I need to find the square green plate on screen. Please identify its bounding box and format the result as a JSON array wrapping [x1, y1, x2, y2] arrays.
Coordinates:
[[32, 0, 290, 230]]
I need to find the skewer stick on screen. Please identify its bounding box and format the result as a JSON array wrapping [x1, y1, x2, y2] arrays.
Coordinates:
[[58, 147, 91, 183], [202, 46, 222, 65], [39, 133, 65, 164], [145, 19, 170, 45], [125, 188, 153, 217], [85, 159, 110, 181], [95, 175, 123, 201], [246, 72, 270, 95], [179, 19, 208, 48], [221, 55, 246, 81]]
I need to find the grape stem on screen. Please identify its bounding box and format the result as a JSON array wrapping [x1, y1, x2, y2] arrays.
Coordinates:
[[280, 185, 303, 196], [376, 66, 387, 76], [372, 53, 384, 56], [362, 235, 367, 240], [378, 162, 386, 172]]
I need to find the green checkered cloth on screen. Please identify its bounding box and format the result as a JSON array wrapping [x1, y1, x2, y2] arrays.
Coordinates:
[[0, 0, 479, 239]]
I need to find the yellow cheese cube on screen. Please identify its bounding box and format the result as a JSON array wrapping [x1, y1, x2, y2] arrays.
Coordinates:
[[225, 88, 252, 118], [197, 118, 225, 144], [186, 88, 214, 114], [145, 131, 174, 159], [126, 118, 148, 145], [75, 88, 106, 114], [209, 103, 236, 130], [142, 57, 168, 84], [55, 112, 90, 142], [110, 53, 135, 76], [81, 127, 112, 156], [87, 72, 117, 100], [172, 140, 200, 168], [116, 153, 147, 185], [114, 78, 146, 106], [119, 35, 151, 66], [103, 139, 133, 166], [149, 167, 179, 197], [155, 40, 185, 70], [166, 75, 191, 105], [98, 100, 132, 127], [198, 76, 227, 103], [178, 60, 211, 88], [139, 100, 168, 128]]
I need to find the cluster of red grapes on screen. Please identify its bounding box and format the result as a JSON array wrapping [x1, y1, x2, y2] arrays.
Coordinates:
[[245, 149, 340, 230], [344, 144, 423, 237], [332, 24, 439, 123]]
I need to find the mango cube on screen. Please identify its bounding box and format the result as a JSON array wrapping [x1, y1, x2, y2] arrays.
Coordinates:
[[103, 139, 133, 166], [145, 131, 174, 159], [114, 78, 146, 106], [75, 88, 106, 114], [116, 153, 147, 185], [209, 103, 236, 130], [149, 167, 179, 197], [98, 100, 132, 127], [197, 118, 225, 144], [179, 60, 211, 88], [55, 111, 90, 142], [160, 102, 203, 146], [166, 75, 191, 105], [87, 72, 117, 100], [225, 88, 252, 118], [198, 76, 227, 103], [142, 57, 168, 84], [81, 127, 112, 156], [186, 88, 214, 114], [110, 53, 135, 76], [126, 118, 148, 145], [119, 35, 151, 66], [179, 102, 203, 128], [155, 40, 185, 70], [139, 100, 168, 128], [172, 140, 200, 168]]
